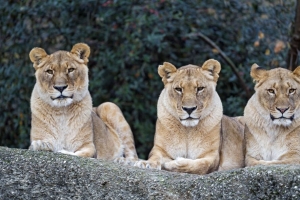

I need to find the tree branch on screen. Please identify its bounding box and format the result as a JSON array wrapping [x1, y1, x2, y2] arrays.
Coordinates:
[[186, 32, 252, 99]]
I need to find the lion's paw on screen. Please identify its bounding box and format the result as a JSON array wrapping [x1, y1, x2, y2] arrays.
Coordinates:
[[29, 140, 52, 151], [163, 157, 188, 171], [134, 160, 161, 170], [58, 149, 76, 156], [114, 157, 137, 166]]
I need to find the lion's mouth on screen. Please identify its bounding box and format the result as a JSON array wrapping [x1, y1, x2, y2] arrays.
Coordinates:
[[180, 117, 200, 121], [270, 114, 294, 121], [51, 95, 73, 100]]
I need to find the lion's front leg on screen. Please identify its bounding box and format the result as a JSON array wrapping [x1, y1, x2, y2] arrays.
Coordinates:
[[246, 158, 284, 166], [245, 154, 261, 166], [114, 157, 139, 166], [58, 144, 96, 158], [134, 159, 162, 170], [163, 156, 218, 175], [134, 145, 172, 170], [74, 144, 96, 158], [134, 148, 163, 169], [246, 151, 300, 166], [256, 159, 300, 165], [29, 140, 54, 152]]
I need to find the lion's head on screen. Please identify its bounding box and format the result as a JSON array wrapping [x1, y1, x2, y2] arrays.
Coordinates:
[[250, 64, 300, 126], [29, 43, 90, 107], [158, 59, 221, 127]]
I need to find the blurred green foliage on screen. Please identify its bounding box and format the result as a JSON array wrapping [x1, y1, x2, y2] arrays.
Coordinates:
[[0, 0, 295, 158]]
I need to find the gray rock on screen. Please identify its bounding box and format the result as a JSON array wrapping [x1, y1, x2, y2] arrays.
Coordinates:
[[0, 146, 300, 199]]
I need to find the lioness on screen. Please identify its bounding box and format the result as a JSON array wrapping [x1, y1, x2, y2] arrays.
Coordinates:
[[29, 43, 138, 163], [134, 59, 244, 174], [244, 64, 300, 166]]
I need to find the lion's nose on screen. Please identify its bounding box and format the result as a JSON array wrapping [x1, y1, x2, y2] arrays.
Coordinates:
[[276, 107, 289, 114], [182, 106, 197, 115], [53, 85, 68, 93]]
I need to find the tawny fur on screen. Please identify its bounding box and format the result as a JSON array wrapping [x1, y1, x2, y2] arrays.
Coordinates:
[[218, 116, 245, 171], [29, 43, 138, 164], [244, 64, 300, 166], [134, 59, 245, 174]]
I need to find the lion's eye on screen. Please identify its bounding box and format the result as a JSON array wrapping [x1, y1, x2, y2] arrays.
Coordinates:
[[68, 68, 75, 73], [46, 69, 53, 75], [267, 89, 275, 94], [197, 87, 205, 92], [289, 89, 296, 94], [175, 87, 182, 92]]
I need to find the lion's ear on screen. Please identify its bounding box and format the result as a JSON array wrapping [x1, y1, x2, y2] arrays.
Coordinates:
[[293, 66, 300, 77], [250, 63, 268, 83], [158, 62, 177, 84], [70, 43, 90, 64], [29, 47, 48, 69], [201, 59, 221, 82]]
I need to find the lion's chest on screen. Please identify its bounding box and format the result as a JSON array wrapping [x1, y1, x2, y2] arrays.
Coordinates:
[[253, 131, 289, 161], [164, 131, 213, 159], [260, 142, 287, 161], [47, 114, 84, 152]]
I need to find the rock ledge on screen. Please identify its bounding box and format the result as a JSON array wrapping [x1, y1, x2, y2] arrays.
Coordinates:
[[1, 147, 300, 199]]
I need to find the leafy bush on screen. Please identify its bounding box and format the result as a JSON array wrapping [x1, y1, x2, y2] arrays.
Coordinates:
[[0, 0, 295, 158]]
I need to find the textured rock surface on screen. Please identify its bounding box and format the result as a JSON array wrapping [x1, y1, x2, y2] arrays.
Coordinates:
[[1, 146, 300, 199]]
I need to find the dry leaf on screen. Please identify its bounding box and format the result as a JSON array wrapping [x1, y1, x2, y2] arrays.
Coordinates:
[[258, 31, 265, 39], [274, 40, 286, 53], [261, 14, 269, 19], [207, 8, 216, 15], [212, 48, 219, 54], [265, 49, 270, 55]]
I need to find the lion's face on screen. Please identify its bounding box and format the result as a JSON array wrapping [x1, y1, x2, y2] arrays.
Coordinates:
[[251, 64, 300, 126], [29, 43, 90, 107], [158, 59, 221, 127]]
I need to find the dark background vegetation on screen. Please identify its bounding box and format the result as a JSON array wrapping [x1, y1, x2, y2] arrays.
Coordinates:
[[0, 0, 296, 158]]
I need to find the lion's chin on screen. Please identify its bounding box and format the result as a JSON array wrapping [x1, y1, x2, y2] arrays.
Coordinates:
[[180, 119, 199, 127], [272, 118, 292, 127], [52, 98, 73, 107]]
